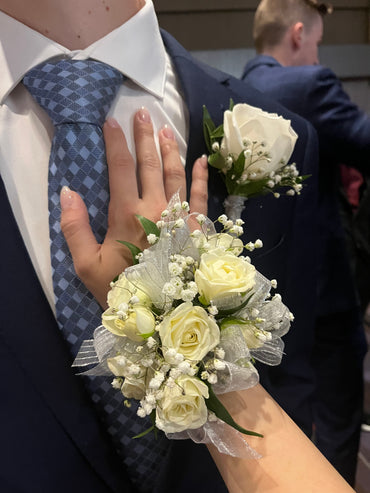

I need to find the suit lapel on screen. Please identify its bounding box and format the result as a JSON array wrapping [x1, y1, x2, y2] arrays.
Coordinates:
[[162, 30, 257, 218], [0, 177, 133, 493], [162, 31, 234, 172]]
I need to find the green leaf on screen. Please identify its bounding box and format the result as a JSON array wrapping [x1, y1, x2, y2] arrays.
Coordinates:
[[210, 124, 224, 139], [203, 105, 216, 153], [296, 174, 311, 183], [229, 98, 235, 111], [208, 152, 226, 170], [225, 170, 236, 195], [205, 381, 263, 438], [220, 317, 255, 330], [136, 215, 160, 237], [203, 123, 213, 154], [232, 150, 246, 180], [232, 178, 271, 198], [203, 105, 216, 132], [117, 240, 141, 265]]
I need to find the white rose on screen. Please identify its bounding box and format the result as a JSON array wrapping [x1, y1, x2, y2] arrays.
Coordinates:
[[156, 375, 209, 433], [221, 103, 297, 180], [107, 355, 128, 377], [103, 305, 155, 341], [121, 376, 147, 400], [107, 272, 150, 309], [195, 248, 256, 304], [206, 233, 244, 256], [107, 356, 150, 400], [107, 355, 142, 379], [159, 302, 219, 362]]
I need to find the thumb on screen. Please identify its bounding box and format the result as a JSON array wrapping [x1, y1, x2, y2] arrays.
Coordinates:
[[60, 186, 100, 269]]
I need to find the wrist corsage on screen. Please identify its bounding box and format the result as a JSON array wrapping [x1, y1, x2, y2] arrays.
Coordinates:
[[74, 194, 293, 458]]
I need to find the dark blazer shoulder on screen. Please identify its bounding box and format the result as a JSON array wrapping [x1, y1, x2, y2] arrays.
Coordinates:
[[242, 55, 370, 169]]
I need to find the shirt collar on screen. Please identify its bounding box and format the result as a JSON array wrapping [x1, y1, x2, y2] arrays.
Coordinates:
[[0, 0, 166, 105]]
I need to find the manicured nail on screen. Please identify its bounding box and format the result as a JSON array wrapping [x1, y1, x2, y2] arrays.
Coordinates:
[[106, 117, 120, 128], [138, 107, 151, 123], [200, 154, 208, 167], [60, 186, 74, 210], [162, 124, 175, 140]]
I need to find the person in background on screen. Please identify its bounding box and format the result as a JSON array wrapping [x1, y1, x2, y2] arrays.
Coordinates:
[[0, 1, 319, 492], [241, 0, 369, 485], [339, 165, 370, 434]]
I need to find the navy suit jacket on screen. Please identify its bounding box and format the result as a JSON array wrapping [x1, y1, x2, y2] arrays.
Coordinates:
[[0, 34, 318, 492], [242, 54, 370, 316]]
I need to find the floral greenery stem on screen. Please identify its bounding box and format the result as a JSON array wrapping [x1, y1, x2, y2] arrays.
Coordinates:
[[203, 105, 217, 153], [133, 410, 158, 439], [215, 293, 254, 320], [205, 380, 263, 438], [132, 424, 156, 439]]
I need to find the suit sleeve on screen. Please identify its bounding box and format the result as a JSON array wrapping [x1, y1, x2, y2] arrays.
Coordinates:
[[304, 67, 370, 171]]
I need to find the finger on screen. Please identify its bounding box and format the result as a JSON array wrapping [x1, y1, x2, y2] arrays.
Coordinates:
[[159, 125, 186, 202], [134, 108, 165, 201], [189, 155, 208, 215], [103, 118, 138, 217], [60, 186, 101, 277]]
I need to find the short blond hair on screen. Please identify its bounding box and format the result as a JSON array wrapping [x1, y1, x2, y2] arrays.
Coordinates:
[[253, 0, 332, 53]]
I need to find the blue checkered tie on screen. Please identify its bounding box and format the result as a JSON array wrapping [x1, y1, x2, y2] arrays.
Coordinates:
[[23, 58, 168, 492]]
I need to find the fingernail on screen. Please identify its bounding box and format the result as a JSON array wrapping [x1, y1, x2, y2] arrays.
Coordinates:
[[200, 154, 208, 167], [60, 186, 74, 210], [106, 117, 120, 128], [162, 124, 175, 140], [138, 107, 151, 123]]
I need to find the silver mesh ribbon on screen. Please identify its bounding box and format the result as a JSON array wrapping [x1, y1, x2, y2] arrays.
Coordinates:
[[167, 418, 261, 459], [224, 194, 246, 221]]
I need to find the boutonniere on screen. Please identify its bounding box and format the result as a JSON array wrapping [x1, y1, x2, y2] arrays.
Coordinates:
[[203, 101, 308, 220]]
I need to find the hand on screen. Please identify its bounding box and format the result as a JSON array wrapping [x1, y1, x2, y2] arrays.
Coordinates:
[[60, 108, 208, 308]]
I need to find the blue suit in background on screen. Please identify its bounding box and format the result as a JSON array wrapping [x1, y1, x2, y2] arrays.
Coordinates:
[[242, 54, 369, 485], [0, 36, 318, 492]]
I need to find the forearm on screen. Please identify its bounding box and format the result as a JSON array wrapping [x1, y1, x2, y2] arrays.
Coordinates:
[[208, 384, 354, 493]]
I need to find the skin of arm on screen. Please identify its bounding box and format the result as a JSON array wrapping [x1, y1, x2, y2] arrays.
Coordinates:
[[209, 385, 355, 493]]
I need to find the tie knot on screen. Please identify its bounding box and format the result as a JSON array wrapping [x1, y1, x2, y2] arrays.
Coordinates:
[[23, 59, 123, 126]]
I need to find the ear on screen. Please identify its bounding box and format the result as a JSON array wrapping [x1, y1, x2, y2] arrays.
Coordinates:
[[291, 22, 304, 49]]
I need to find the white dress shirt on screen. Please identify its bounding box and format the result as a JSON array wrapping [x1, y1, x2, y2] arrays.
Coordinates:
[[0, 0, 188, 312]]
